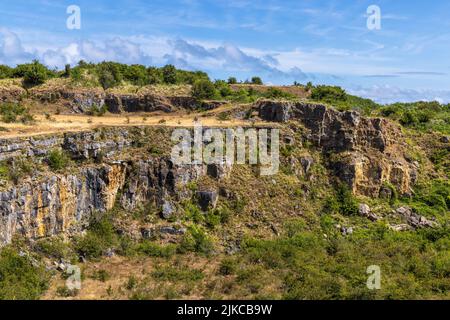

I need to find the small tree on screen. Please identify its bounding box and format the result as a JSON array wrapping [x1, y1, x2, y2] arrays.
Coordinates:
[[191, 79, 218, 100], [147, 67, 162, 84], [62, 64, 71, 78], [161, 64, 178, 84], [227, 77, 238, 84], [22, 60, 49, 86], [251, 76, 263, 85], [47, 150, 70, 171], [0, 65, 12, 79]]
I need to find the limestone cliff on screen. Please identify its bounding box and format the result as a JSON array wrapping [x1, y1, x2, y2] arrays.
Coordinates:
[[258, 100, 417, 197]]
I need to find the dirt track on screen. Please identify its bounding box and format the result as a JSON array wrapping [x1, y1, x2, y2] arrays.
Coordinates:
[[0, 113, 273, 139]]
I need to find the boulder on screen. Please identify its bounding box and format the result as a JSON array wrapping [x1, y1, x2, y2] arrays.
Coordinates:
[[358, 203, 371, 216], [197, 190, 218, 211], [300, 156, 314, 174], [395, 206, 438, 228], [161, 200, 175, 219]]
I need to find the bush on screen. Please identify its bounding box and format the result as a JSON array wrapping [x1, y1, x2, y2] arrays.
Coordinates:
[[19, 60, 52, 86], [86, 104, 108, 116], [215, 80, 233, 97], [34, 238, 73, 260], [264, 87, 296, 100], [251, 76, 263, 85], [161, 64, 178, 84], [0, 103, 33, 124], [324, 183, 358, 216], [123, 64, 148, 86], [0, 65, 13, 79], [136, 242, 177, 258], [191, 79, 218, 100], [227, 77, 238, 84], [311, 85, 347, 103], [74, 214, 118, 260], [219, 258, 237, 275], [179, 225, 214, 255], [0, 247, 49, 300], [97, 62, 123, 89], [47, 149, 70, 171], [147, 67, 163, 84], [0, 157, 34, 184]]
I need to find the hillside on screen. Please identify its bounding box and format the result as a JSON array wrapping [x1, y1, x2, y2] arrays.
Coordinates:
[[0, 62, 449, 300]]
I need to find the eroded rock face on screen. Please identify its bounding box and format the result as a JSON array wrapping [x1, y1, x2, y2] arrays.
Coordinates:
[[257, 100, 292, 122], [257, 101, 416, 197], [0, 155, 206, 245]]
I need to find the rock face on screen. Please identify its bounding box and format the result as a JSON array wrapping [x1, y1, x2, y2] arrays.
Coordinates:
[[257, 100, 292, 122], [257, 101, 416, 197], [0, 158, 206, 245], [25, 87, 200, 114], [0, 127, 207, 245]]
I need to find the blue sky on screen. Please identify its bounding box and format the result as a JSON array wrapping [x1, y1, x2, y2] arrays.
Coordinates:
[[1, 0, 450, 103]]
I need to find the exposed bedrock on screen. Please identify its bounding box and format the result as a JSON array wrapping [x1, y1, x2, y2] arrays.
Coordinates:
[[257, 100, 417, 197], [0, 158, 206, 245]]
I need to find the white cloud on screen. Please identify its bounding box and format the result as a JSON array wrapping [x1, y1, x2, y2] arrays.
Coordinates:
[[0, 28, 34, 64]]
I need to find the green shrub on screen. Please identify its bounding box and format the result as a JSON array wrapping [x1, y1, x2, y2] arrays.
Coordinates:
[[311, 85, 347, 103], [192, 79, 219, 100], [19, 60, 52, 86], [263, 87, 296, 100], [0, 247, 49, 300], [56, 286, 78, 297], [86, 104, 108, 116], [47, 149, 70, 171], [179, 225, 214, 255], [184, 201, 204, 223], [0, 65, 13, 79], [91, 269, 111, 282], [227, 77, 238, 84], [325, 184, 358, 216], [74, 214, 118, 259], [161, 64, 178, 84], [0, 103, 33, 123], [151, 265, 204, 282], [0, 157, 35, 184], [218, 258, 237, 275], [205, 207, 231, 229], [97, 62, 123, 89], [147, 67, 163, 84], [123, 64, 148, 86], [251, 76, 263, 85], [136, 242, 177, 258], [34, 238, 73, 260]]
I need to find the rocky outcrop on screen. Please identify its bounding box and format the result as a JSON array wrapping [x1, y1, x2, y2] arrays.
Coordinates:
[[258, 100, 292, 122], [26, 87, 202, 114], [257, 100, 416, 197], [0, 157, 206, 245], [0, 136, 62, 161]]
